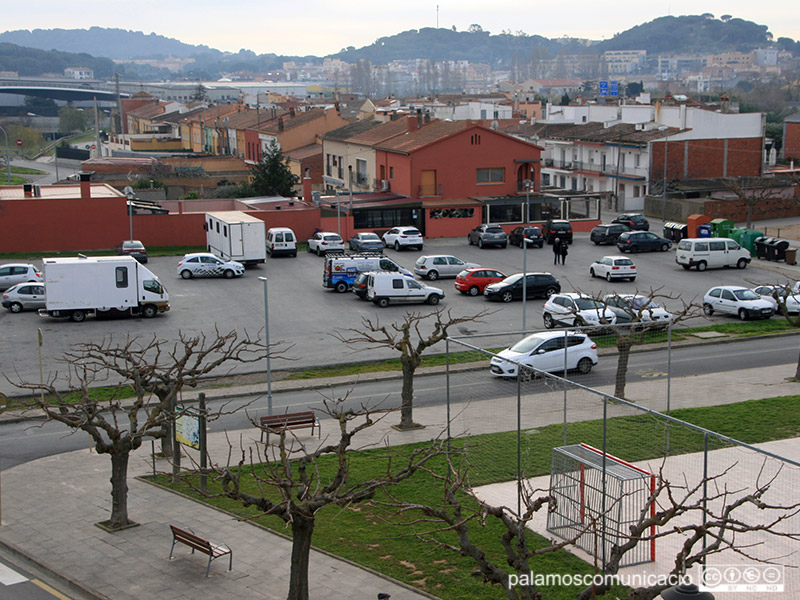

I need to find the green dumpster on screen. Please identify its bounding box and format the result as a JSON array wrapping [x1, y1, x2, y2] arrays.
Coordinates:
[[710, 218, 734, 238], [739, 229, 764, 255], [729, 227, 747, 245]]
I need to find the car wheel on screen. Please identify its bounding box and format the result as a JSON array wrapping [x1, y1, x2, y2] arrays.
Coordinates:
[[629, 277, 636, 282], [545, 287, 558, 298], [630, 245, 639, 254], [703, 303, 714, 316], [736, 258, 748, 269], [468, 286, 480, 297], [593, 240, 600, 245], [501, 291, 513, 303], [335, 281, 348, 293], [577, 357, 593, 375], [590, 268, 596, 278], [573, 318, 585, 327], [739, 308, 749, 321], [467, 235, 473, 245], [224, 269, 235, 279], [142, 304, 157, 318], [427, 270, 439, 281], [478, 238, 484, 249], [394, 241, 401, 251], [681, 265, 691, 270], [696, 261, 707, 272], [291, 251, 297, 257], [9, 302, 23, 313], [501, 243, 507, 249], [543, 313, 555, 328], [316, 247, 323, 257], [180, 270, 193, 279], [606, 272, 613, 282], [376, 297, 389, 308], [71, 310, 86, 323], [427, 294, 441, 305], [307, 245, 313, 253], [661, 243, 670, 252]]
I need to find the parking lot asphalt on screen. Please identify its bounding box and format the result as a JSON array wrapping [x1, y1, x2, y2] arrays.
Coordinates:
[[3, 229, 800, 397]]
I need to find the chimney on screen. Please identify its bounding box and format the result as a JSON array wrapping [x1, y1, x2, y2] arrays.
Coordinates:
[[23, 183, 33, 197], [33, 184, 41, 197], [79, 171, 93, 199], [416, 108, 423, 129], [278, 117, 284, 132], [407, 114, 418, 133], [303, 168, 312, 204]]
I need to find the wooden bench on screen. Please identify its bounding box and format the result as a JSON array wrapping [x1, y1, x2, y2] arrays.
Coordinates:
[[259, 411, 321, 442], [168, 525, 232, 577]]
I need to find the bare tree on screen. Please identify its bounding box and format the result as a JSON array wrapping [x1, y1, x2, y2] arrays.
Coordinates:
[[216, 396, 446, 600], [332, 308, 489, 430], [723, 176, 793, 229], [11, 329, 277, 530]]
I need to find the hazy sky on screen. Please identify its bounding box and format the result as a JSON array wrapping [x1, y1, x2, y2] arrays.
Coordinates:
[[3, 1, 797, 56]]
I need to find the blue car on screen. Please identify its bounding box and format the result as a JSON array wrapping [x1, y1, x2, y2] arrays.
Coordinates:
[[349, 232, 385, 253]]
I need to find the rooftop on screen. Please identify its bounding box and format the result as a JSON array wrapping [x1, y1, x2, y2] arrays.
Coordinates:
[[0, 183, 124, 200]]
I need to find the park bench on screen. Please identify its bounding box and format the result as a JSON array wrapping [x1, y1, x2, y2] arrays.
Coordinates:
[[259, 411, 321, 442], [168, 525, 232, 577]]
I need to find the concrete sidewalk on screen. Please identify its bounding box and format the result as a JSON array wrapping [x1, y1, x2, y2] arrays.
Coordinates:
[[0, 363, 798, 600]]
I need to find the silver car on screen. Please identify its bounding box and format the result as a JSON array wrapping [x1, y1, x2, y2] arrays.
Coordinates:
[[414, 255, 479, 280], [0, 263, 41, 291], [177, 253, 245, 279], [2, 282, 46, 312]]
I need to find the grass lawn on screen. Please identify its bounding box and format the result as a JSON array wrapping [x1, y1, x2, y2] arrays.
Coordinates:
[[10, 166, 46, 175], [0, 245, 205, 261], [151, 395, 800, 600]]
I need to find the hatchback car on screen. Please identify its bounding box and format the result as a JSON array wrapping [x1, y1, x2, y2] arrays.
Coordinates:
[[115, 240, 148, 263], [603, 294, 673, 325], [383, 226, 423, 251], [616, 231, 671, 253], [2, 282, 46, 313], [703, 286, 774, 320], [612, 214, 650, 231], [414, 255, 478, 280], [351, 272, 370, 300], [543, 293, 617, 328], [752, 285, 800, 315], [454, 268, 507, 296], [177, 253, 245, 279], [543, 220, 573, 244], [307, 232, 345, 256], [589, 256, 637, 282], [483, 273, 560, 303], [468, 224, 508, 249], [0, 263, 42, 291], [509, 226, 544, 248], [490, 330, 598, 379], [349, 232, 385, 253], [590, 223, 630, 245]]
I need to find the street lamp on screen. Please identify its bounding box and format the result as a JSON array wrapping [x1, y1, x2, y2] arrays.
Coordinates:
[[126, 190, 134, 241], [0, 125, 10, 185], [522, 179, 532, 332], [258, 276, 273, 416]]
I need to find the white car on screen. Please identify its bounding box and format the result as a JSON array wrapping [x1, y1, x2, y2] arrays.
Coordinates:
[[703, 286, 774, 320], [0, 263, 41, 291], [307, 232, 345, 256], [543, 292, 617, 329], [589, 256, 636, 282], [603, 294, 673, 325], [383, 226, 423, 251], [490, 330, 598, 379], [752, 285, 800, 315], [2, 282, 46, 312], [414, 255, 479, 280], [177, 253, 245, 279]]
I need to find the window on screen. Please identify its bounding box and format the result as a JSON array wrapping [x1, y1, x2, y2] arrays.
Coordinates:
[[223, 225, 228, 237], [143, 280, 163, 294], [356, 158, 368, 185], [727, 241, 740, 250], [709, 241, 726, 251], [392, 279, 404, 289], [477, 168, 505, 184], [116, 267, 128, 289], [721, 290, 735, 301], [696, 243, 709, 251], [389, 166, 394, 179]]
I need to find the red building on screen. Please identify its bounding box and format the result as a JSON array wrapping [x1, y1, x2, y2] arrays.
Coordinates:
[[783, 113, 800, 162]]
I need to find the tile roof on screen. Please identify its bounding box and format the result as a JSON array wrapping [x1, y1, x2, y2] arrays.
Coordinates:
[[255, 108, 327, 134], [153, 106, 206, 124], [286, 144, 322, 160], [499, 121, 682, 145], [346, 118, 410, 145], [320, 118, 383, 141], [374, 120, 472, 153]]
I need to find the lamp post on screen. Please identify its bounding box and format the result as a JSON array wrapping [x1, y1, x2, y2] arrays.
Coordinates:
[[126, 190, 134, 241], [522, 179, 532, 332], [258, 276, 273, 416], [0, 125, 10, 185]]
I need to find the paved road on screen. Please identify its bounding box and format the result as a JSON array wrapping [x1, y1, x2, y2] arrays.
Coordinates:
[[0, 546, 92, 600], [4, 157, 83, 185]]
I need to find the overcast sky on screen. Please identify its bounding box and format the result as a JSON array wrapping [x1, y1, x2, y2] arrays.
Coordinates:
[[3, 1, 797, 57]]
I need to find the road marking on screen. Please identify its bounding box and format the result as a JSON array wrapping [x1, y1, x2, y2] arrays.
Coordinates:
[[0, 561, 28, 585], [32, 578, 73, 599]]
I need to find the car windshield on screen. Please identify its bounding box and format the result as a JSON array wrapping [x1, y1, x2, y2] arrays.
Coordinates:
[[575, 298, 605, 310], [324, 235, 341, 241], [615, 259, 634, 265], [405, 229, 421, 236], [509, 335, 548, 353], [124, 241, 144, 250], [143, 279, 163, 294], [486, 226, 504, 233], [627, 297, 660, 310], [733, 289, 759, 301], [415, 256, 427, 265], [362, 233, 380, 240], [677, 240, 692, 250], [502, 274, 523, 285], [457, 270, 470, 278]]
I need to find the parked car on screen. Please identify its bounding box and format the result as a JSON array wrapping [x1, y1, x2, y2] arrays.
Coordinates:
[[349, 232, 385, 253], [177, 253, 245, 279], [490, 330, 598, 379], [616, 231, 671, 253], [0, 263, 41, 291], [612, 214, 650, 231], [324, 254, 412, 293], [590, 223, 630, 245], [752, 285, 800, 315], [468, 224, 508, 249], [542, 220, 573, 244], [603, 294, 673, 325], [703, 286, 775, 320], [2, 282, 46, 312], [543, 292, 617, 328], [454, 268, 507, 296], [675, 238, 750, 271], [589, 256, 637, 282], [382, 226, 423, 251], [509, 226, 544, 248], [483, 273, 560, 303], [351, 272, 370, 300], [414, 255, 478, 280], [307, 232, 345, 256], [266, 227, 297, 257], [115, 240, 148, 263], [366, 271, 444, 307]]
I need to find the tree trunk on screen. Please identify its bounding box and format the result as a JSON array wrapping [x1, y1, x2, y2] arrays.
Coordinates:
[[399, 356, 416, 429], [614, 338, 634, 399], [795, 345, 800, 380], [287, 514, 315, 600], [108, 450, 131, 529]]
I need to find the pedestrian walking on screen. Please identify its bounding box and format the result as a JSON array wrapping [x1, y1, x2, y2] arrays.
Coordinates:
[[560, 239, 569, 265], [552, 238, 561, 265]]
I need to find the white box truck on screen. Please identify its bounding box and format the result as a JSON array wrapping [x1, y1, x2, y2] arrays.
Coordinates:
[[39, 256, 170, 322], [206, 211, 267, 265]]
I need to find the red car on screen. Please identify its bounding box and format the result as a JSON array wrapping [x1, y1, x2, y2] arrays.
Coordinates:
[[454, 267, 506, 296]]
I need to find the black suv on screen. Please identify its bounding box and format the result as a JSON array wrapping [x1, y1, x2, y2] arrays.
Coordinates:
[[483, 272, 560, 303], [508, 226, 544, 248], [543, 220, 573, 244], [590, 223, 630, 245], [612, 214, 649, 231]]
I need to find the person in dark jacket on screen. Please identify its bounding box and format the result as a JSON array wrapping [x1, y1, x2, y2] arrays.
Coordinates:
[[559, 239, 569, 265], [552, 238, 561, 264]]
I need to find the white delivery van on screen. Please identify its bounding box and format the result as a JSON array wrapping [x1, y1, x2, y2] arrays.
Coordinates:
[[206, 211, 266, 265], [40, 255, 169, 322], [366, 271, 444, 307], [266, 227, 298, 258], [675, 238, 751, 271], [323, 254, 413, 293]]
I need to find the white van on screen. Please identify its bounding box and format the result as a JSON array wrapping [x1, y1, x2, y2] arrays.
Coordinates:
[[366, 272, 444, 307], [323, 254, 412, 293], [266, 227, 297, 258], [675, 237, 751, 271]]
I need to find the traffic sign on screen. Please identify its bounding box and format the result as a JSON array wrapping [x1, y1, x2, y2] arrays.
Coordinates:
[[16, 139, 22, 146], [91, 144, 96, 150]]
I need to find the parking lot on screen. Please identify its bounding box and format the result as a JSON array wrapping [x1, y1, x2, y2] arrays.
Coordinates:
[[1, 233, 794, 396]]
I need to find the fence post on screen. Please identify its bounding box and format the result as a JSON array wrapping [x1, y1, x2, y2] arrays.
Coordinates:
[[199, 393, 207, 494], [517, 365, 522, 519], [666, 322, 673, 456], [445, 339, 451, 444], [601, 394, 608, 568]]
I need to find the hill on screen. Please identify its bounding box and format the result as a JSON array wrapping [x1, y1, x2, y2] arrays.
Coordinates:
[[0, 42, 116, 78]]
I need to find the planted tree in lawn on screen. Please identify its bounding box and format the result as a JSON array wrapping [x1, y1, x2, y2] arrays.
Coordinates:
[[11, 329, 276, 530], [724, 176, 794, 229], [332, 308, 489, 430]]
